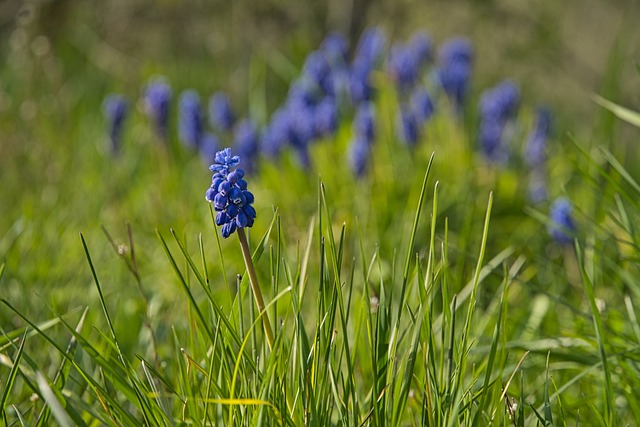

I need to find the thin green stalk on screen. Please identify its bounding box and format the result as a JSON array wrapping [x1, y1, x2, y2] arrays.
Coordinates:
[[237, 227, 275, 350]]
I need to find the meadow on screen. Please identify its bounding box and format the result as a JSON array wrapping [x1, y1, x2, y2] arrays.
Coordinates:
[[2, 6, 640, 426]]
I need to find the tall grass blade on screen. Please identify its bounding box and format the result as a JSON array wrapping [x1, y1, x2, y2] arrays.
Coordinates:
[[36, 372, 73, 427], [0, 330, 27, 419]]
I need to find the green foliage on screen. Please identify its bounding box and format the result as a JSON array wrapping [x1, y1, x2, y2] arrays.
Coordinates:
[[2, 26, 640, 427]]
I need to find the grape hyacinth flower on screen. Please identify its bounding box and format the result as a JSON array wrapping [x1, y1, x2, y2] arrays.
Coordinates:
[[143, 76, 172, 142], [199, 133, 220, 166], [348, 103, 376, 176], [477, 80, 521, 163], [388, 43, 419, 94], [209, 91, 236, 132], [397, 107, 419, 146], [354, 102, 375, 143], [178, 90, 204, 149], [205, 148, 257, 239], [234, 118, 260, 173], [411, 87, 435, 124], [314, 96, 339, 137], [525, 107, 552, 168], [204, 147, 274, 349], [548, 197, 576, 245], [349, 136, 370, 177], [436, 37, 473, 112], [320, 32, 349, 67], [410, 31, 432, 69], [525, 107, 553, 203], [103, 94, 129, 154]]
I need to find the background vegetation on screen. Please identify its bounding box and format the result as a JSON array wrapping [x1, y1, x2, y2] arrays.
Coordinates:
[[2, 0, 640, 425]]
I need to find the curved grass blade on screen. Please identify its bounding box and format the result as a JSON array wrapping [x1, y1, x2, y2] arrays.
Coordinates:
[[0, 330, 27, 419]]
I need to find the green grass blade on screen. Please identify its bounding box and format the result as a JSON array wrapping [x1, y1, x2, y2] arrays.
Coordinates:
[[575, 242, 616, 425], [0, 330, 27, 418], [36, 372, 73, 427], [593, 94, 640, 128]]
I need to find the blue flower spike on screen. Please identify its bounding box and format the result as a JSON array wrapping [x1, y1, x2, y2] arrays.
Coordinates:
[[549, 197, 576, 245], [205, 148, 257, 238]]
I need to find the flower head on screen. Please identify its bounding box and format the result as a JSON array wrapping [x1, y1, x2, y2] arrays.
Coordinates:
[[388, 43, 419, 93], [143, 76, 172, 141], [525, 107, 552, 168], [411, 87, 435, 124], [436, 37, 473, 111], [548, 197, 576, 245], [209, 91, 236, 132], [178, 90, 204, 149], [205, 148, 257, 238], [234, 118, 260, 173], [103, 93, 129, 154]]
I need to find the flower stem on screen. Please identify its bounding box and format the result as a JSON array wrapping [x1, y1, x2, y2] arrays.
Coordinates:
[[236, 227, 275, 350]]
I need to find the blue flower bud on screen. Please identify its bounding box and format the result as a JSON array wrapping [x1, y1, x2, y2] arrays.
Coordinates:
[[218, 180, 231, 195], [549, 197, 576, 245], [215, 211, 228, 226], [205, 187, 217, 202], [214, 193, 228, 211], [243, 190, 254, 204], [236, 212, 249, 228], [243, 204, 257, 219], [221, 220, 237, 238], [228, 187, 243, 204]]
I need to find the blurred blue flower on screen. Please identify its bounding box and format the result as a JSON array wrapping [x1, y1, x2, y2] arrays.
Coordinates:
[[314, 96, 339, 137], [302, 51, 334, 96], [479, 80, 520, 121], [321, 32, 349, 67], [143, 76, 172, 141], [209, 91, 236, 132], [354, 27, 387, 69], [528, 170, 547, 204], [477, 80, 521, 163], [525, 107, 552, 168], [409, 31, 432, 68], [234, 118, 260, 173], [349, 59, 375, 105], [354, 102, 375, 144], [411, 87, 435, 124], [388, 44, 419, 93], [178, 90, 204, 149], [348, 136, 371, 177], [261, 107, 291, 158], [103, 94, 129, 154], [548, 197, 576, 245], [397, 107, 419, 146], [436, 38, 473, 111], [205, 148, 257, 238], [200, 133, 221, 166]]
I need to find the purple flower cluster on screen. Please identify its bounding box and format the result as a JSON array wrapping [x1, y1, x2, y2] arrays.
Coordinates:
[[205, 148, 256, 238], [525, 108, 553, 203], [548, 197, 576, 245], [234, 119, 260, 173], [436, 38, 473, 112], [178, 90, 205, 149], [261, 33, 349, 165], [209, 92, 236, 132], [143, 76, 172, 141], [103, 94, 129, 154], [388, 32, 432, 95], [477, 80, 520, 163], [350, 28, 387, 105], [349, 103, 376, 176]]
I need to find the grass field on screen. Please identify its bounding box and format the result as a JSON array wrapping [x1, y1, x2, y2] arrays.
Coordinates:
[[2, 7, 640, 426]]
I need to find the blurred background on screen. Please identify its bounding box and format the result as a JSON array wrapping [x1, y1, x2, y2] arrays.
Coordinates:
[[1, 0, 640, 319], [1, 0, 639, 128]]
